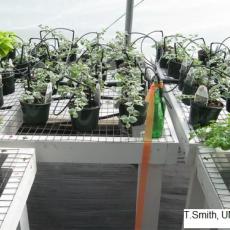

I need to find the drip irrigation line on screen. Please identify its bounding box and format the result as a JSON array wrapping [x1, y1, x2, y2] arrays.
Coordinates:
[[163, 84, 178, 93], [104, 0, 145, 32]]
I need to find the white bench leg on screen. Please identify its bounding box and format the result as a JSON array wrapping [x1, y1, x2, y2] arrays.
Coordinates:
[[182, 168, 206, 230], [19, 204, 30, 230], [136, 164, 162, 230]]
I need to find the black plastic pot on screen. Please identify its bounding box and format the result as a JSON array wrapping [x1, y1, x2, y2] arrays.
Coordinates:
[[62, 53, 77, 63], [20, 101, 51, 124], [14, 62, 30, 79], [119, 102, 147, 126], [189, 101, 223, 128], [115, 59, 124, 69], [0, 84, 3, 107], [71, 103, 100, 131], [198, 50, 208, 65], [156, 46, 163, 62], [181, 83, 198, 106], [226, 98, 230, 113], [178, 71, 187, 91], [159, 57, 169, 68], [178, 64, 192, 91], [1, 71, 15, 95], [167, 59, 182, 79]]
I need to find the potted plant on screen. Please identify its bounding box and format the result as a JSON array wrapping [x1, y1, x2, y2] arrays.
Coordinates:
[[188, 84, 224, 128], [58, 62, 100, 131], [13, 44, 39, 79], [107, 32, 143, 69], [39, 25, 77, 63], [20, 83, 51, 124], [0, 60, 15, 95], [181, 66, 209, 105], [0, 31, 17, 59], [115, 66, 147, 128]]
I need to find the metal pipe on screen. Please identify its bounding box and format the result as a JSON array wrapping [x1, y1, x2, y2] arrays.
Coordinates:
[[125, 0, 134, 46]]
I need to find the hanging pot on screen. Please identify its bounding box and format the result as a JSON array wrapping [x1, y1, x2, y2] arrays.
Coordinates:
[[20, 101, 51, 124], [0, 84, 3, 107], [1, 71, 15, 95], [189, 101, 223, 128], [70, 102, 100, 131], [167, 59, 181, 79], [119, 102, 147, 126]]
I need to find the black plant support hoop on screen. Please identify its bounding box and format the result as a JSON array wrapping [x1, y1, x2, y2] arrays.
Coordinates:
[[75, 32, 99, 45], [32, 42, 51, 63], [130, 32, 158, 66], [13, 44, 33, 85], [210, 42, 230, 57], [219, 36, 230, 49], [163, 34, 188, 52], [40, 27, 75, 42], [42, 37, 60, 50], [184, 37, 206, 50]]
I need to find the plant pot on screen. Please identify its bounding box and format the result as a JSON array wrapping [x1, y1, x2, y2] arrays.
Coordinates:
[[167, 59, 181, 79], [14, 62, 30, 79], [20, 101, 51, 124], [226, 98, 230, 113], [115, 59, 124, 69], [178, 64, 191, 91], [1, 71, 15, 95], [159, 57, 169, 68], [62, 53, 77, 63], [198, 50, 208, 65], [119, 102, 147, 126], [178, 71, 187, 91], [156, 46, 163, 62], [181, 82, 198, 106], [0, 84, 4, 107], [70, 103, 100, 131], [189, 101, 223, 128]]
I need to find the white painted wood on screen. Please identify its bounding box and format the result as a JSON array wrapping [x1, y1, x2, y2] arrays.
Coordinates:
[[136, 165, 162, 230], [0, 140, 178, 165], [184, 167, 205, 210], [19, 205, 30, 230], [0, 148, 36, 230]]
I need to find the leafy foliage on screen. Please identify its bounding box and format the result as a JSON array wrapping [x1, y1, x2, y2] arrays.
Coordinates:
[[190, 114, 230, 150], [0, 31, 17, 58]]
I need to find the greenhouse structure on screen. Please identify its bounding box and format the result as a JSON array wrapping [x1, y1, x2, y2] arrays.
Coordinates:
[[0, 0, 230, 229]]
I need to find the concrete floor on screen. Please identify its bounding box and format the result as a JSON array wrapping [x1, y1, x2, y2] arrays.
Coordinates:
[[27, 162, 189, 230]]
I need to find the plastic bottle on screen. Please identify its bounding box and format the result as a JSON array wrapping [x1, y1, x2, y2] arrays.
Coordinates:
[[152, 81, 165, 138]]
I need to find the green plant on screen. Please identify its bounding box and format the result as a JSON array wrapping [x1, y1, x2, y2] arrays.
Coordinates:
[[20, 68, 59, 104], [58, 62, 98, 118], [190, 114, 230, 150], [115, 66, 145, 128], [39, 25, 79, 61], [106, 32, 143, 65], [0, 59, 14, 72], [0, 31, 17, 58], [180, 84, 223, 105]]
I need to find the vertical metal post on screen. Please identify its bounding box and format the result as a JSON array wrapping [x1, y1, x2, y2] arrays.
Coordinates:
[[125, 0, 134, 46]]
